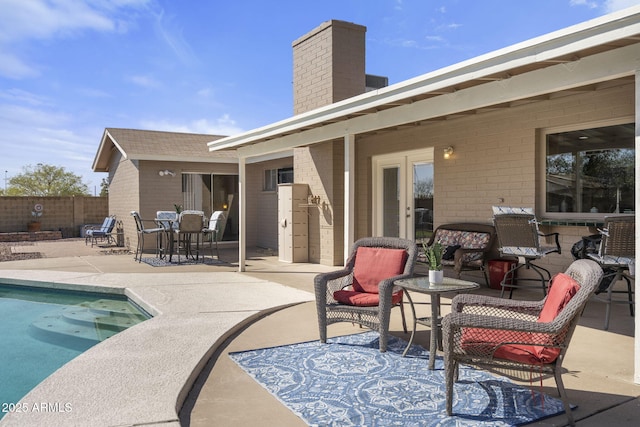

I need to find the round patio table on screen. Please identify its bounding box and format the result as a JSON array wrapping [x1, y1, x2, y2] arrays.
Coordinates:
[[394, 276, 479, 369]]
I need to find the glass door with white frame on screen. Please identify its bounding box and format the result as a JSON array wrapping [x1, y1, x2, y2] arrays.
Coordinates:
[[373, 148, 434, 244]]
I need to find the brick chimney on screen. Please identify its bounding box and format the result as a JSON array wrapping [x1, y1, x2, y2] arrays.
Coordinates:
[[292, 20, 366, 115]]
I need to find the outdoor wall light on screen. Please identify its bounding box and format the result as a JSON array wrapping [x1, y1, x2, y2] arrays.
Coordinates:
[[158, 169, 176, 177], [443, 146, 454, 159]]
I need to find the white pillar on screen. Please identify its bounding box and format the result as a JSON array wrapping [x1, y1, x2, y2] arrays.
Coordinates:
[[634, 70, 640, 384], [344, 134, 355, 263], [238, 156, 247, 272]]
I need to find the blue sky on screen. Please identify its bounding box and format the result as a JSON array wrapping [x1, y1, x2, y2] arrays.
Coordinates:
[[0, 0, 638, 194]]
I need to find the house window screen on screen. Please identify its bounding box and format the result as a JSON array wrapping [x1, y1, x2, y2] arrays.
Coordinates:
[[545, 123, 635, 214]]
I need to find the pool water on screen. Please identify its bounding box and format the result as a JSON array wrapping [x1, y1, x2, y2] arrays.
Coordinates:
[[0, 284, 150, 418]]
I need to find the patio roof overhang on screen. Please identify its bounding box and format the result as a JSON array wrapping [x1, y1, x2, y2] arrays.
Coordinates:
[[207, 6, 640, 159]]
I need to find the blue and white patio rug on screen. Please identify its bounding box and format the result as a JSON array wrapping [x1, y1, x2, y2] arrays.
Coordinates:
[[229, 331, 569, 426]]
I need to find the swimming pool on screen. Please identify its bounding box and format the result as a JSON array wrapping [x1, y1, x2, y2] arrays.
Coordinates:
[[0, 284, 150, 419]]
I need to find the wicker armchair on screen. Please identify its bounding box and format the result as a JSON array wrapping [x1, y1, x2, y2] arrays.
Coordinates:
[[314, 237, 418, 352], [587, 215, 635, 330], [492, 206, 561, 298], [442, 259, 603, 426]]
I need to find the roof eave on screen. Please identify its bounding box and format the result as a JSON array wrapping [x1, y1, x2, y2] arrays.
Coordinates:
[[207, 6, 640, 152]]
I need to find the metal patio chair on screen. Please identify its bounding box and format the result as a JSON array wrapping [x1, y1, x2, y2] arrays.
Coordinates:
[[587, 215, 635, 330], [492, 206, 561, 298], [84, 216, 117, 247], [172, 210, 205, 263], [130, 211, 164, 262], [202, 211, 227, 260]]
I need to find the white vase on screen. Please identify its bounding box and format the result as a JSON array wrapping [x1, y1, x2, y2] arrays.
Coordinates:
[[429, 269, 444, 285]]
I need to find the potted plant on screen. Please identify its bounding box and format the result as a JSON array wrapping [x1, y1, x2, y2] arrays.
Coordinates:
[[28, 203, 43, 232], [423, 241, 444, 284]]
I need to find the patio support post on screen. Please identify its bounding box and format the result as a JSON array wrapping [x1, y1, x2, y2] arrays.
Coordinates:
[[634, 69, 640, 384], [344, 134, 355, 263], [238, 156, 247, 272]]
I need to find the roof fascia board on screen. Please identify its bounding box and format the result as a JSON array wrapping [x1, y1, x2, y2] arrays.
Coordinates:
[[245, 150, 293, 164], [212, 8, 640, 152], [133, 155, 238, 164], [237, 43, 639, 159], [92, 129, 128, 171]]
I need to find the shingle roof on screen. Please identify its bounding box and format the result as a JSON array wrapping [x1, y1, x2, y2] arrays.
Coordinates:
[[92, 128, 236, 171]]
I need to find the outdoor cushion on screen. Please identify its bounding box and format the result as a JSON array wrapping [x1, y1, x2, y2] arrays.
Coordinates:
[[461, 273, 581, 365], [333, 289, 404, 307], [537, 273, 581, 322], [352, 247, 408, 293]]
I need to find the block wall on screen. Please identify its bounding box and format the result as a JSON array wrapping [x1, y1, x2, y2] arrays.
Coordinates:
[[0, 196, 107, 236], [294, 141, 344, 265], [353, 82, 634, 275], [292, 20, 366, 115]]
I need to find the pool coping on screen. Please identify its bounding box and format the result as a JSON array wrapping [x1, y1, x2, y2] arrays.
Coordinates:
[[0, 270, 314, 426]]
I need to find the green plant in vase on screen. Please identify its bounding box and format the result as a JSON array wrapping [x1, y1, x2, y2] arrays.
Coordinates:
[[423, 241, 444, 284]]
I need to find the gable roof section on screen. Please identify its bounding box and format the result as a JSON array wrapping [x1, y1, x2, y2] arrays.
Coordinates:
[[93, 128, 237, 172], [207, 6, 640, 158]]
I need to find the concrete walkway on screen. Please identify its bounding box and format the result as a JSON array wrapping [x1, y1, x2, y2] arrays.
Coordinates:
[[0, 239, 639, 426]]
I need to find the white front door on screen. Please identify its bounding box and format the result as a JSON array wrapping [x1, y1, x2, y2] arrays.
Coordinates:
[[372, 148, 434, 243]]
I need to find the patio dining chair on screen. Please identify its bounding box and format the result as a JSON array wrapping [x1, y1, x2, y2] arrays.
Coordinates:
[[156, 210, 178, 259], [442, 259, 603, 427], [84, 216, 116, 247], [130, 211, 164, 262], [492, 206, 561, 298], [314, 237, 418, 352], [173, 210, 205, 263], [586, 215, 635, 330], [202, 211, 227, 260]]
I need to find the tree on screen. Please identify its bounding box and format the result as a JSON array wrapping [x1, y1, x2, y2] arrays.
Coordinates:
[[99, 177, 109, 197], [6, 164, 90, 196]]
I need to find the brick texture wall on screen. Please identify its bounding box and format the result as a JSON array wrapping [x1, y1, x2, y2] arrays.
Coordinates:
[[352, 81, 634, 275], [292, 20, 366, 115], [0, 196, 107, 236]]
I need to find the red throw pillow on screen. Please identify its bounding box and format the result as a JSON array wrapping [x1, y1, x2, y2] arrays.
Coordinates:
[[461, 274, 581, 365], [333, 289, 404, 307], [352, 247, 408, 293], [537, 273, 581, 323]]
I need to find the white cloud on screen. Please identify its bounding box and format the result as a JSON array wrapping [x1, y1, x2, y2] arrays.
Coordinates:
[[603, 0, 640, 12], [0, 0, 152, 79], [0, 102, 102, 188], [0, 51, 39, 79], [139, 115, 245, 136], [0, 0, 114, 43], [127, 74, 161, 88]]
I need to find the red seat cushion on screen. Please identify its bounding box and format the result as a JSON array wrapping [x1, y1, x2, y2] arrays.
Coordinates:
[[461, 273, 581, 365], [352, 247, 408, 293], [333, 289, 404, 307]]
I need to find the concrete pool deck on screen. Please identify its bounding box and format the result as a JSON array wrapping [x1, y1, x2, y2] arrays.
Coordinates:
[[0, 241, 331, 426], [0, 238, 639, 426]]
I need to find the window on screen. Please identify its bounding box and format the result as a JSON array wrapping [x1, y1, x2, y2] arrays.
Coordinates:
[[263, 167, 293, 191], [545, 123, 635, 215]]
